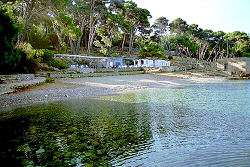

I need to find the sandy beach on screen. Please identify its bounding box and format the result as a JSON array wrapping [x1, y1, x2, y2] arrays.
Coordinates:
[[0, 72, 225, 109]]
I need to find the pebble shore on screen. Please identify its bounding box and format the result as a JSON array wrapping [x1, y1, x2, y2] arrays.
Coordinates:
[[0, 73, 225, 110]]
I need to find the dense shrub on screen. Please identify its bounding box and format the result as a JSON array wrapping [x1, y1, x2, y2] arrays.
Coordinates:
[[16, 42, 35, 58], [242, 52, 250, 57], [48, 59, 69, 70], [2, 49, 38, 74], [0, 9, 18, 51], [234, 50, 243, 57], [41, 49, 54, 63], [0, 8, 38, 74], [168, 56, 173, 60], [0, 8, 18, 74]]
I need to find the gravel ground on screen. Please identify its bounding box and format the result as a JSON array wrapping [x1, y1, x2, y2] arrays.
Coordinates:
[[0, 73, 225, 110], [0, 77, 46, 95]]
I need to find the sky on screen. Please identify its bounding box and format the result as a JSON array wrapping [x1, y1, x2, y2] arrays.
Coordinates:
[[132, 0, 250, 33]]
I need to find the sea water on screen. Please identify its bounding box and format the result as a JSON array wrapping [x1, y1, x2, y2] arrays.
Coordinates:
[[0, 80, 249, 166]]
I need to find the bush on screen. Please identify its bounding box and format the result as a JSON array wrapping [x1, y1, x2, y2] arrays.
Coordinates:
[[111, 52, 119, 57], [41, 49, 54, 63], [48, 59, 68, 70], [45, 77, 55, 83], [16, 42, 35, 58], [2, 49, 38, 74], [0, 8, 18, 74], [242, 52, 250, 57], [0, 9, 39, 74], [0, 8, 18, 52], [168, 56, 173, 60], [234, 50, 243, 57]]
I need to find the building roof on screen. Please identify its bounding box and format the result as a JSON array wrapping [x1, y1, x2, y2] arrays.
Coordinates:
[[54, 54, 170, 62], [54, 54, 106, 59]]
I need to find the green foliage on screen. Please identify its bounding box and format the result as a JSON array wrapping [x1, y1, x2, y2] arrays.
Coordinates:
[[0, 8, 38, 74], [0, 8, 18, 51], [168, 56, 173, 60], [45, 77, 55, 83], [41, 49, 54, 63], [48, 59, 69, 70], [139, 43, 164, 58], [152, 17, 169, 49], [4, 49, 38, 74], [242, 52, 250, 57], [169, 18, 188, 34], [94, 27, 112, 56], [57, 12, 82, 41], [224, 31, 250, 57], [170, 35, 198, 55], [1, 0, 249, 62], [16, 42, 35, 58], [16, 42, 48, 63], [111, 52, 119, 57], [28, 24, 51, 49]]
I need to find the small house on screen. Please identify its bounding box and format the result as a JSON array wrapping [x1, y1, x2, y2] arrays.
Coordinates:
[[154, 59, 170, 68]]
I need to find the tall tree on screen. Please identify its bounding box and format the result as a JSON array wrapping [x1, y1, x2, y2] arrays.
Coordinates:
[[87, 0, 107, 56], [124, 1, 151, 57], [152, 16, 169, 50], [169, 18, 188, 35]]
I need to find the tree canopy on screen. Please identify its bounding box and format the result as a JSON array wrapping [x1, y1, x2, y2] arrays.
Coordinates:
[[0, 0, 249, 74]]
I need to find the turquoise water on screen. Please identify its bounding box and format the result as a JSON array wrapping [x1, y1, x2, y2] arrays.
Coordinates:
[[0, 80, 249, 166]]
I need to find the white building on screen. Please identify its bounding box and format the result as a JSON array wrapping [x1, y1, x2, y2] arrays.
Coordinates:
[[140, 59, 154, 68], [54, 54, 171, 69], [154, 59, 170, 68]]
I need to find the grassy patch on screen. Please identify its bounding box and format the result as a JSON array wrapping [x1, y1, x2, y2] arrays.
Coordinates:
[[45, 77, 55, 83]]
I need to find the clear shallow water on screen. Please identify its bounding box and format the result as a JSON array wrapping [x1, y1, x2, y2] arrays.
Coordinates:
[[0, 80, 249, 166]]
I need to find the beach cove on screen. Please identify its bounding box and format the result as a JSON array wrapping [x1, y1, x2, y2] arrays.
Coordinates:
[[0, 73, 249, 166]]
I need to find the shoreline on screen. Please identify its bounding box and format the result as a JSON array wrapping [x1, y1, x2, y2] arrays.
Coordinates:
[[0, 72, 226, 110]]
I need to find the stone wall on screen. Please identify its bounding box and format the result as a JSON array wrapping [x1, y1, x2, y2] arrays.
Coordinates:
[[41, 71, 145, 78], [162, 66, 181, 72], [217, 57, 250, 76], [171, 56, 249, 76], [0, 74, 35, 83], [68, 67, 141, 73]]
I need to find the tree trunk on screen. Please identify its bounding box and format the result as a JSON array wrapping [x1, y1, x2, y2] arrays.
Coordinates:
[[18, 8, 32, 42], [69, 38, 76, 54], [84, 29, 87, 49], [51, 19, 63, 52], [207, 43, 218, 61], [108, 35, 113, 57], [227, 40, 229, 58], [76, 18, 87, 54], [87, 0, 95, 57], [18, 0, 38, 43], [163, 35, 170, 52], [121, 33, 126, 56], [160, 30, 163, 48], [129, 26, 134, 57]]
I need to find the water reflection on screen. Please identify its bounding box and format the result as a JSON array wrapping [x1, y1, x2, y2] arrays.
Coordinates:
[[0, 80, 250, 166], [0, 100, 153, 166]]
